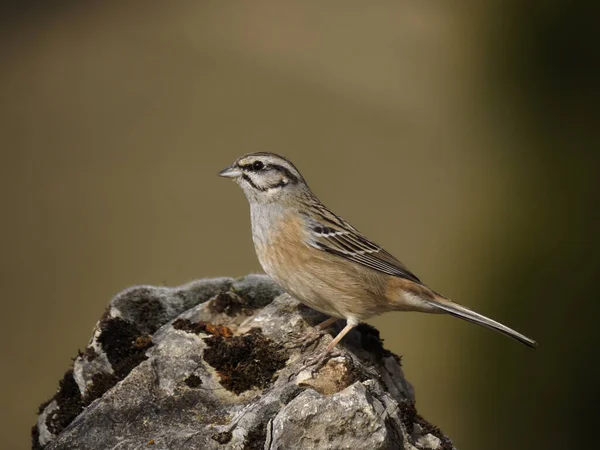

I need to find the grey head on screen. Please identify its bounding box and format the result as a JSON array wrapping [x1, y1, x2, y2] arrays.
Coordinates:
[[219, 152, 309, 204]]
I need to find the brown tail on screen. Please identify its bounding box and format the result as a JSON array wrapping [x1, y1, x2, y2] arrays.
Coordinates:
[[425, 296, 537, 348]]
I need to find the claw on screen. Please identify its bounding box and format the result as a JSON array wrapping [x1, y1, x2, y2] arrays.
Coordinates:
[[296, 347, 344, 377], [285, 328, 329, 353]]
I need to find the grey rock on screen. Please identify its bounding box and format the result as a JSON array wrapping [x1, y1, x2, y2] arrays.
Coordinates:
[[32, 274, 455, 450]]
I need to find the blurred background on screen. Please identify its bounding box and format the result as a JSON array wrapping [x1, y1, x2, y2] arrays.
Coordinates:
[[1, 1, 598, 449]]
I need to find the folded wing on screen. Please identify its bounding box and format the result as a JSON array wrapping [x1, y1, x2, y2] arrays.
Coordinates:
[[304, 212, 422, 284]]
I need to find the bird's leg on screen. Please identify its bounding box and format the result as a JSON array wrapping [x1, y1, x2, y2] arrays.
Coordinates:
[[285, 316, 339, 352], [294, 321, 358, 376], [325, 321, 356, 352], [315, 316, 339, 331]]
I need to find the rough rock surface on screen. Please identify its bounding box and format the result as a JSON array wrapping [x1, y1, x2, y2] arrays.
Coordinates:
[[32, 275, 455, 450]]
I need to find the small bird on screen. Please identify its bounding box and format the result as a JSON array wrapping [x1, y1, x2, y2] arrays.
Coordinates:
[[219, 152, 537, 350]]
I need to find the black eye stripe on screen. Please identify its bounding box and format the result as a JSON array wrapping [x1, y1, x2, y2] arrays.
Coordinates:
[[239, 163, 264, 172], [238, 162, 299, 184], [268, 164, 299, 183], [241, 173, 288, 191], [241, 173, 266, 191]]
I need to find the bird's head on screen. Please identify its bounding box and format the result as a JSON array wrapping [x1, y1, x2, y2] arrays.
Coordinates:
[[219, 152, 308, 204]]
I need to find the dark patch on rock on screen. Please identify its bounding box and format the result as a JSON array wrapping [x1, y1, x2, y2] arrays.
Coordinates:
[[34, 360, 141, 447], [45, 369, 84, 436], [211, 431, 233, 444], [278, 385, 306, 406], [82, 346, 98, 361], [31, 423, 42, 450], [128, 294, 166, 334], [99, 307, 111, 323], [416, 418, 454, 450], [399, 399, 454, 450], [172, 318, 205, 334], [135, 335, 153, 349], [113, 287, 167, 334], [245, 419, 269, 450], [399, 398, 418, 431], [98, 317, 153, 378], [184, 374, 203, 388], [172, 318, 233, 338], [355, 323, 399, 361], [85, 372, 119, 403], [203, 328, 288, 395], [209, 291, 254, 316], [36, 398, 52, 416]]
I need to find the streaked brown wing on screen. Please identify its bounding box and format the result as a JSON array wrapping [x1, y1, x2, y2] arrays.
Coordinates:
[[305, 215, 422, 284]]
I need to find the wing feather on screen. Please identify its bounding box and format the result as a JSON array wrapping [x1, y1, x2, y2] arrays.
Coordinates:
[[305, 214, 422, 283]]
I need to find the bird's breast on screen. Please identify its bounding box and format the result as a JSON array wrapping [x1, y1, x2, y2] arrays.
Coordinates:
[[249, 206, 390, 320], [251, 207, 309, 280]]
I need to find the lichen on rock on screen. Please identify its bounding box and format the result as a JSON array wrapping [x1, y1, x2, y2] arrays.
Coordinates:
[[33, 274, 455, 450]]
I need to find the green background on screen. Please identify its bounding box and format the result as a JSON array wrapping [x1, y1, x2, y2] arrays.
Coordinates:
[[1, 2, 598, 449]]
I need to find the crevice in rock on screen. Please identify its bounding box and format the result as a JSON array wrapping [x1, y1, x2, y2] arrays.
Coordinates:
[[244, 418, 270, 450]]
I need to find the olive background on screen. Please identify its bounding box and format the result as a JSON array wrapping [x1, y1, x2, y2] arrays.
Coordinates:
[[1, 2, 598, 449]]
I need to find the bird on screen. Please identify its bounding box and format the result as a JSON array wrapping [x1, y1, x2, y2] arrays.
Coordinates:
[[219, 152, 537, 351]]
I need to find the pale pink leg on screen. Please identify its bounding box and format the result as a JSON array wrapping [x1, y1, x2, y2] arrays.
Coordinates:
[[326, 321, 357, 352], [292, 320, 359, 377], [316, 317, 339, 331]]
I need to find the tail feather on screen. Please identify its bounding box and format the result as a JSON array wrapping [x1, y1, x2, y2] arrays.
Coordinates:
[[426, 296, 537, 348]]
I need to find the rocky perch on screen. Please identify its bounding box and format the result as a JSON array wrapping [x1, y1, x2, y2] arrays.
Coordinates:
[[32, 275, 455, 450]]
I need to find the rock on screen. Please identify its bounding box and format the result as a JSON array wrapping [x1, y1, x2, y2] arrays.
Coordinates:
[[32, 275, 455, 450]]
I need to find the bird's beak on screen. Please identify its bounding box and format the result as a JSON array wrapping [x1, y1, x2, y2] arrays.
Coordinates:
[[218, 165, 242, 179]]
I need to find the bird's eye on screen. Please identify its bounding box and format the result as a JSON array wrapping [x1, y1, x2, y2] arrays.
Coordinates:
[[252, 161, 264, 171]]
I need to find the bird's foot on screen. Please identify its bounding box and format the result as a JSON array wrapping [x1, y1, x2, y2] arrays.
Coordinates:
[[285, 328, 330, 353], [290, 347, 344, 380]]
